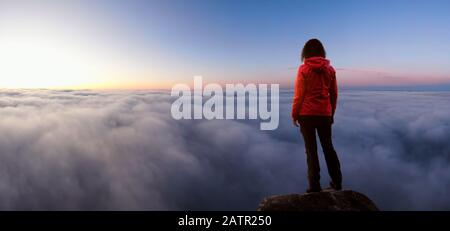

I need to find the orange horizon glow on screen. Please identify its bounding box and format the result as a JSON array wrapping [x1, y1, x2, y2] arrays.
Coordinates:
[[1, 19, 448, 90], [0, 33, 448, 90]]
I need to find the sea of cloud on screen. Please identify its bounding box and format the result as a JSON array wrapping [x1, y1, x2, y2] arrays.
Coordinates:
[[0, 89, 449, 210]]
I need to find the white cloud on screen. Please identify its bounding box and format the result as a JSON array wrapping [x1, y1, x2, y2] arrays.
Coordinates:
[[0, 89, 449, 210]]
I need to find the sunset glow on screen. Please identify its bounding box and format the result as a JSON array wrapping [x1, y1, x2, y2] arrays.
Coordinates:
[[1, 0, 450, 89], [0, 36, 99, 88]]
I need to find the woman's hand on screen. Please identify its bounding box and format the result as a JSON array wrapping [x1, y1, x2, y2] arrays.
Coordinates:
[[293, 118, 300, 127]]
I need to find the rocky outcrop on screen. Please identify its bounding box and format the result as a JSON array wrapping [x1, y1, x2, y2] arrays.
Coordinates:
[[258, 189, 379, 211]]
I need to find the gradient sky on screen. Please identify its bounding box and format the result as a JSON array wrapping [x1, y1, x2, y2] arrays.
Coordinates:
[[1, 0, 450, 89]]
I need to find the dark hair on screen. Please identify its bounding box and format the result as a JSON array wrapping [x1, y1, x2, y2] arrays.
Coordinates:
[[301, 38, 326, 61]]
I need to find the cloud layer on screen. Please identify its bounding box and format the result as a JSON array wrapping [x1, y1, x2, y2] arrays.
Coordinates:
[[0, 89, 449, 210]]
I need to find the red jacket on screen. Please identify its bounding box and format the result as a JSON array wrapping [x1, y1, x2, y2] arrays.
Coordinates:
[[291, 57, 337, 119]]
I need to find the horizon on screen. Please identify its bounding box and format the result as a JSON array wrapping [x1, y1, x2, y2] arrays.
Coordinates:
[[2, 82, 450, 91], [1, 0, 450, 89]]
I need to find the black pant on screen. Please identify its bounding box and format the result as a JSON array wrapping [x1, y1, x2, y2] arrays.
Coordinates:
[[298, 116, 342, 189]]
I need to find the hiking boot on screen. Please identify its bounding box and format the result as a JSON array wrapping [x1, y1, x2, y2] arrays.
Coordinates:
[[329, 181, 342, 191], [306, 187, 322, 193]]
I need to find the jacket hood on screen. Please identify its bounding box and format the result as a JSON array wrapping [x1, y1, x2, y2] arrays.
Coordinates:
[[303, 57, 330, 71]]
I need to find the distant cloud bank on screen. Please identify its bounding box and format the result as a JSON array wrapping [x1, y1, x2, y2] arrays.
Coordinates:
[[0, 89, 449, 210]]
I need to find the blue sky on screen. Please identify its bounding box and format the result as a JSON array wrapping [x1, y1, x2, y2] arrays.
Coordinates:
[[1, 0, 450, 88]]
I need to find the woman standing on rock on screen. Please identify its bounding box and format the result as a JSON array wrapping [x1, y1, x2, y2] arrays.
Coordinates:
[[292, 38, 342, 193]]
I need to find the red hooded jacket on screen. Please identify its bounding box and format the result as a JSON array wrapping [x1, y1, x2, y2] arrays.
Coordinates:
[[291, 57, 337, 120]]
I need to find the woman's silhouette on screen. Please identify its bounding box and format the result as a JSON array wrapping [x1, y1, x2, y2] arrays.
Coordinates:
[[292, 38, 342, 193]]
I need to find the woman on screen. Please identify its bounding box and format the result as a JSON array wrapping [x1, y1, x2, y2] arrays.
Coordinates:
[[292, 38, 342, 193]]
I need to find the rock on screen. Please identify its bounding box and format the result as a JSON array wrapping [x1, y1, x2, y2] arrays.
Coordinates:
[[257, 189, 379, 211]]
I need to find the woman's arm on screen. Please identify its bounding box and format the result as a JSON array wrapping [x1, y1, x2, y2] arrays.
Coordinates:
[[330, 71, 338, 117], [292, 68, 306, 124]]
